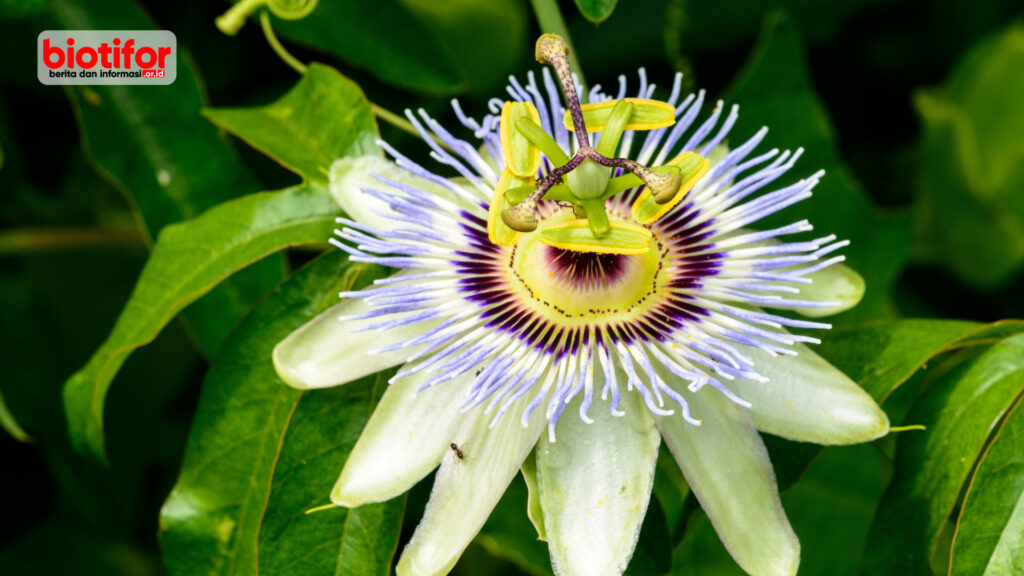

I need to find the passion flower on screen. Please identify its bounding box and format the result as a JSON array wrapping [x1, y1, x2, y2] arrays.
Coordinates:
[[273, 34, 888, 576]]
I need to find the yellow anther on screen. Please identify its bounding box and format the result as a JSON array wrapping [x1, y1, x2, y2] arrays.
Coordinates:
[[538, 219, 652, 255], [500, 102, 543, 178], [563, 98, 676, 133], [631, 152, 710, 225], [488, 169, 532, 245], [649, 172, 683, 204]]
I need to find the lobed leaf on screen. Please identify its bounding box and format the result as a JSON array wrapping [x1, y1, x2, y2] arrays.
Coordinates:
[[863, 333, 1024, 575], [203, 63, 379, 187], [51, 0, 286, 356], [913, 22, 1024, 288], [63, 186, 341, 459], [62, 59, 379, 459], [160, 252, 404, 576]]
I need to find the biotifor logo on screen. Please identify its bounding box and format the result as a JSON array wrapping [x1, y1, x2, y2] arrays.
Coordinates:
[[38, 30, 177, 85]]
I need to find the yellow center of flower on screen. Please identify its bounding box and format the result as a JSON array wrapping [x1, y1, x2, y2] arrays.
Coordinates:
[[507, 206, 665, 322]]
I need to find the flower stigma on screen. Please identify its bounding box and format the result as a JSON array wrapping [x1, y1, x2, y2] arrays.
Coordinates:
[[496, 34, 708, 257]]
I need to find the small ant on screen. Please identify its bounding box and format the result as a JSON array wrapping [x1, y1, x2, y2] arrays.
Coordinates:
[[450, 442, 465, 460]]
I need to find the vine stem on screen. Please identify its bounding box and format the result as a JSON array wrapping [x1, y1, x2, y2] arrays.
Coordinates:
[[216, 0, 266, 36], [260, 9, 306, 74], [529, 0, 588, 97], [258, 10, 449, 148]]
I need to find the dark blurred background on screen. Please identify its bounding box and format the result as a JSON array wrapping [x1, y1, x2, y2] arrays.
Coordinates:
[[1, 0, 1021, 573]]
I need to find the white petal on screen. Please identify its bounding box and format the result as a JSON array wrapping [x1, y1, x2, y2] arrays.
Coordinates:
[[331, 368, 471, 507], [787, 263, 865, 318], [272, 296, 429, 390], [396, 392, 549, 576], [654, 389, 799, 576], [329, 156, 477, 230], [726, 229, 864, 318], [329, 156, 407, 231], [736, 342, 890, 445], [536, 392, 660, 576]]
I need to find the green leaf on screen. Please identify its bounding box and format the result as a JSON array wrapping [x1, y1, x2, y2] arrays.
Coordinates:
[[270, 0, 464, 94], [913, 22, 1024, 288], [816, 319, 981, 402], [63, 186, 341, 459], [765, 319, 1024, 491], [863, 333, 1024, 575], [670, 511, 746, 576], [0, 519, 164, 576], [266, 0, 529, 95], [780, 444, 887, 576], [724, 12, 911, 322], [0, 385, 30, 442], [401, 0, 530, 95], [950, 395, 1024, 576], [203, 63, 379, 187], [626, 496, 673, 576], [161, 252, 403, 576], [951, 320, 1024, 347], [674, 444, 887, 576], [574, 0, 619, 23], [50, 0, 285, 356], [477, 475, 555, 576], [0, 0, 47, 19], [653, 447, 690, 539], [666, 0, 881, 53], [765, 319, 975, 490], [817, 319, 1024, 406]]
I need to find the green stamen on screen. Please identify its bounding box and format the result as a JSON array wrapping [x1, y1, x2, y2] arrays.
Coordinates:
[[515, 118, 571, 167], [594, 100, 634, 158]]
